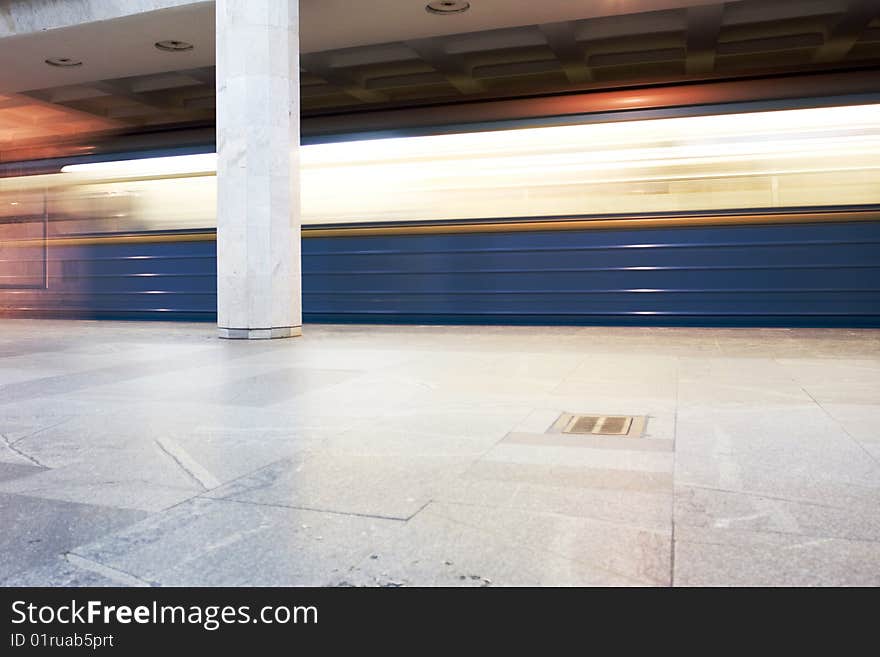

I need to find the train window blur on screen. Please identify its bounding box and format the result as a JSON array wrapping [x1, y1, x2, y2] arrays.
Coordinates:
[[300, 103, 880, 223], [2, 102, 880, 237], [0, 189, 45, 288], [47, 175, 217, 235]]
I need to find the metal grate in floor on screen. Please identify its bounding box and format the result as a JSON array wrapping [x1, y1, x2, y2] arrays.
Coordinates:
[[564, 415, 634, 435], [553, 413, 647, 437]]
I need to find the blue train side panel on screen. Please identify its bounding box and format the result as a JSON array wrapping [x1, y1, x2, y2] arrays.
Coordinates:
[[0, 239, 217, 321], [1, 220, 878, 327], [302, 221, 880, 327]]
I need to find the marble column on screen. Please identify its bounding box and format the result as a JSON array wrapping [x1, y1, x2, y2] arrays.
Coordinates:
[[215, 0, 302, 339]]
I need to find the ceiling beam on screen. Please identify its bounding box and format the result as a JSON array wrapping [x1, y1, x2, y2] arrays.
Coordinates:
[[90, 80, 185, 112], [686, 4, 724, 75], [16, 91, 115, 122], [300, 54, 389, 103], [813, 0, 878, 62], [539, 22, 591, 84], [405, 38, 487, 94], [179, 66, 216, 88]]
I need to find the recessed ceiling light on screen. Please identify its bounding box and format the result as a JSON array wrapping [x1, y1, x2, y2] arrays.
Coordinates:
[[425, 1, 470, 15], [45, 57, 82, 67], [154, 40, 194, 52]]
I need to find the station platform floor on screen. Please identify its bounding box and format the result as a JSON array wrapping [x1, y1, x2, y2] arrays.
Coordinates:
[[1, 319, 878, 587]]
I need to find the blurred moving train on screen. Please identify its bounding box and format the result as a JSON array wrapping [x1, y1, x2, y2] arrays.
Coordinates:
[[1, 85, 880, 326]]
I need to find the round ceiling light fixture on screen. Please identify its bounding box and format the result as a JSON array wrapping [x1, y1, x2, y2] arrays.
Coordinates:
[[425, 1, 470, 15], [45, 57, 82, 67], [154, 39, 194, 52]]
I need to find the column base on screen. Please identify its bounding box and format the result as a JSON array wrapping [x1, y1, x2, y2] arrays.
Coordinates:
[[217, 326, 302, 340]]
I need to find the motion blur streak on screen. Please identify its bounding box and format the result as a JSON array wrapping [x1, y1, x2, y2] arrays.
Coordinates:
[[1, 103, 879, 237], [1, 102, 879, 325]]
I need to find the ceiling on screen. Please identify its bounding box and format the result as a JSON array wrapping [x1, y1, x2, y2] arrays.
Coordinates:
[[0, 1, 729, 93], [0, 0, 878, 157]]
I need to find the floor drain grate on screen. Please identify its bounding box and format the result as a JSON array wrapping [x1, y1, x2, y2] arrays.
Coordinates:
[[562, 415, 637, 436]]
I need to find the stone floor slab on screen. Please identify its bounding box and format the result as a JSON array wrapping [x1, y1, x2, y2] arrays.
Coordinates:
[[0, 493, 147, 583], [341, 502, 660, 587], [65, 497, 403, 586], [673, 524, 880, 586], [675, 484, 880, 543], [0, 320, 878, 586]]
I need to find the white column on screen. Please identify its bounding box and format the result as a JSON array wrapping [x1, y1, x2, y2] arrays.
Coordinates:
[[215, 0, 301, 339]]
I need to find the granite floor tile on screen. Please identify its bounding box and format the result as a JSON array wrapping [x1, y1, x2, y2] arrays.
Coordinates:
[[2, 555, 130, 587], [818, 402, 880, 443], [672, 402, 876, 462], [675, 484, 880, 543], [502, 430, 673, 452], [65, 497, 402, 586], [677, 379, 813, 406], [340, 502, 658, 587], [0, 461, 45, 483], [206, 450, 471, 520], [673, 523, 880, 586], [433, 476, 673, 530], [674, 447, 880, 511], [481, 442, 674, 472], [463, 459, 673, 494], [0, 320, 878, 586], [0, 493, 148, 583]]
